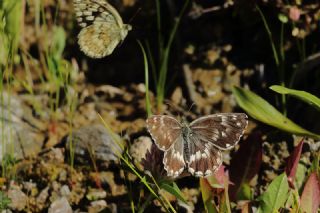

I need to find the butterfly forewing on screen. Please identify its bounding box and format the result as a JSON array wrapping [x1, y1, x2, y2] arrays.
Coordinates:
[[163, 136, 185, 177], [146, 115, 182, 151], [190, 113, 248, 150]]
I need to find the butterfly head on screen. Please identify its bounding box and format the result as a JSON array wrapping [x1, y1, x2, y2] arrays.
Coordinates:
[[120, 24, 132, 40]]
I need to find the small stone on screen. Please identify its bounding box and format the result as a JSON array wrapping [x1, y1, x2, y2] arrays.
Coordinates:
[[60, 185, 71, 197], [65, 124, 124, 165], [8, 188, 27, 211], [36, 186, 49, 207], [48, 197, 72, 213], [130, 136, 152, 170], [88, 200, 107, 213]]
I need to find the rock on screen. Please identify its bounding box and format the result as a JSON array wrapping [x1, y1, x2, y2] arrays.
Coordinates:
[[60, 185, 71, 197], [130, 136, 152, 169], [48, 197, 72, 213], [65, 124, 123, 165], [0, 92, 44, 163], [7, 187, 27, 211], [88, 200, 107, 213], [36, 186, 49, 207]]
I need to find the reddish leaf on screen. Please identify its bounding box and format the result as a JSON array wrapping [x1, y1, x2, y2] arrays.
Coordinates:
[[229, 131, 263, 201], [300, 172, 320, 213], [285, 139, 304, 188], [207, 166, 232, 190]]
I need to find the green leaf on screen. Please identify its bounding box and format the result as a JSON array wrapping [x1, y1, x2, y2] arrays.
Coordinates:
[[270, 85, 320, 111], [160, 182, 187, 204], [295, 163, 307, 191], [258, 173, 289, 213], [236, 183, 252, 201], [232, 86, 320, 139]]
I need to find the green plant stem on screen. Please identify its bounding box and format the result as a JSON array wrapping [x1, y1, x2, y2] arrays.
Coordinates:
[[256, 5, 288, 114], [256, 5, 280, 67], [145, 41, 157, 87]]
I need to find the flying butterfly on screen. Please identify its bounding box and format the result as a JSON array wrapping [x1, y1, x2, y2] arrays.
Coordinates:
[[73, 0, 132, 58], [146, 113, 248, 178]]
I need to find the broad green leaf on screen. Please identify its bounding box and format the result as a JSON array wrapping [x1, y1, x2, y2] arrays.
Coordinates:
[[258, 173, 289, 213], [232, 86, 320, 139], [270, 85, 320, 111], [160, 182, 187, 204]]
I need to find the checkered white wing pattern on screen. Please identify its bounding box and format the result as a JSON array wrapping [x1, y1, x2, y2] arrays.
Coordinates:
[[73, 0, 131, 58], [163, 135, 185, 178], [190, 113, 248, 150], [187, 133, 222, 177], [146, 115, 182, 151]]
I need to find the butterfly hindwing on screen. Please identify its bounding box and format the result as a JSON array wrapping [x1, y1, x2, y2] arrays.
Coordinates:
[[146, 115, 182, 151], [163, 136, 185, 178], [73, 0, 131, 58], [187, 133, 222, 177], [190, 113, 248, 150]]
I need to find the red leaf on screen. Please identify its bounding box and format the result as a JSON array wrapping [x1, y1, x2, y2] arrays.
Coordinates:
[[300, 172, 320, 213], [229, 131, 263, 201], [285, 139, 304, 188], [207, 165, 229, 189]]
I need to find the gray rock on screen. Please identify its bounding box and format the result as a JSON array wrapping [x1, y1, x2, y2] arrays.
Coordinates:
[[88, 200, 107, 213], [130, 136, 152, 169], [60, 185, 71, 197], [0, 92, 44, 163], [7, 188, 27, 211], [48, 197, 72, 213], [65, 124, 123, 164], [36, 186, 49, 206]]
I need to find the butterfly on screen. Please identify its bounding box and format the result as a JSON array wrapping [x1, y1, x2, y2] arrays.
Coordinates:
[[146, 113, 248, 178], [73, 0, 132, 58]]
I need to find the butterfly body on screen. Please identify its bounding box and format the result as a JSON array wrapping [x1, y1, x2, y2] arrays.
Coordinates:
[[181, 123, 192, 163], [146, 113, 248, 178]]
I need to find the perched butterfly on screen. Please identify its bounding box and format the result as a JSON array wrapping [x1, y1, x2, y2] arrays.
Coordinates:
[[73, 0, 132, 58], [146, 113, 248, 178]]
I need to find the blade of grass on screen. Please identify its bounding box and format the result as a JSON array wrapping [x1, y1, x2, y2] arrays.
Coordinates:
[[137, 40, 152, 117]]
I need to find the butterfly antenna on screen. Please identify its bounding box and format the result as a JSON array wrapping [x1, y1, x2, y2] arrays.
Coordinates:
[[128, 7, 141, 24], [188, 102, 196, 113]]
